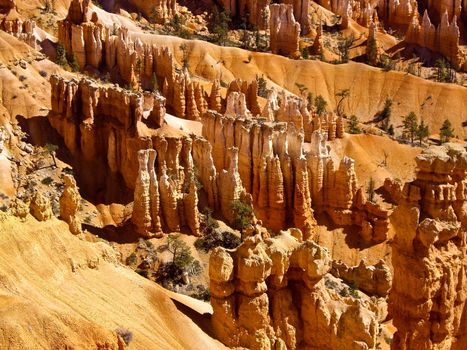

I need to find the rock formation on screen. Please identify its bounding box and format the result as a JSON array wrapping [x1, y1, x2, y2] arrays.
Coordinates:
[[331, 259, 392, 297], [262, 89, 344, 142], [219, 0, 271, 29], [126, 0, 177, 23], [29, 191, 54, 222], [57, 3, 207, 116], [0, 0, 36, 47], [49, 76, 201, 236], [269, 4, 301, 58], [389, 144, 467, 349], [226, 79, 261, 116], [405, 10, 466, 70], [60, 175, 83, 235], [210, 230, 379, 349], [199, 111, 388, 240], [132, 149, 163, 237]]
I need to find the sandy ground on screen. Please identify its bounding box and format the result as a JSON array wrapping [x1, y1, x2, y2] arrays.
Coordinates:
[[330, 133, 422, 187], [164, 113, 203, 136], [0, 215, 226, 350]]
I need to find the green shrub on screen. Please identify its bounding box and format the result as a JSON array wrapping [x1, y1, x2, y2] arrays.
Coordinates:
[[231, 199, 253, 231]]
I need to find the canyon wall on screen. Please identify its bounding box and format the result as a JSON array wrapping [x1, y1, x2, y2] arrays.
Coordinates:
[[389, 144, 467, 350], [49, 75, 201, 236], [209, 230, 379, 350]]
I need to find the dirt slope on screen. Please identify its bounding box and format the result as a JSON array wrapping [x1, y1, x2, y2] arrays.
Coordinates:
[[0, 215, 225, 350]]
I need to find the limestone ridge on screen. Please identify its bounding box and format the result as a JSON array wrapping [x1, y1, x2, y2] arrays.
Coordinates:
[[388, 144, 467, 349], [209, 230, 379, 349]]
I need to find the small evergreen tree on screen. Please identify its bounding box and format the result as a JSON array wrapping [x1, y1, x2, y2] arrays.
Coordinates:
[[439, 119, 454, 143], [387, 124, 395, 136], [257, 75, 267, 98], [43, 143, 58, 168], [416, 120, 429, 146], [301, 47, 309, 59], [337, 35, 355, 63], [307, 92, 313, 110], [402, 111, 418, 144], [347, 115, 361, 134], [167, 234, 194, 270], [151, 72, 159, 93], [179, 43, 189, 70], [56, 43, 68, 67], [314, 95, 327, 115], [231, 199, 253, 231], [212, 8, 230, 46], [335, 88, 350, 116]]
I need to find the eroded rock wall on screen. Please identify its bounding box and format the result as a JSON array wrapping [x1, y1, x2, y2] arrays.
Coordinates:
[[389, 144, 467, 350], [210, 230, 379, 350], [49, 75, 201, 236], [405, 10, 466, 70]]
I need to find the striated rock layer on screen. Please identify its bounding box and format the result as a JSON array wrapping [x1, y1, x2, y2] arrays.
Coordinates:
[[389, 144, 467, 350], [210, 230, 379, 350]]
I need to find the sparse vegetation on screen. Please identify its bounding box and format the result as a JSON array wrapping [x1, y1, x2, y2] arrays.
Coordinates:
[[335, 89, 350, 116], [257, 75, 267, 98], [195, 209, 241, 252], [41, 176, 54, 186], [55, 43, 68, 68], [231, 199, 253, 231], [314, 95, 327, 116], [347, 115, 361, 134]]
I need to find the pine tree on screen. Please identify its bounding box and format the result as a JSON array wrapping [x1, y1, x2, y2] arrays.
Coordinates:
[[416, 120, 429, 146], [439, 119, 454, 143], [314, 95, 327, 116], [402, 112, 418, 144]]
